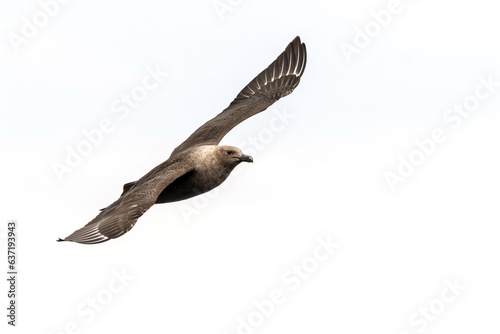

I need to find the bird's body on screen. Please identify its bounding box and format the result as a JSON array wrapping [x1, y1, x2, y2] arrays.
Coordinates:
[[59, 36, 306, 244], [151, 145, 251, 204]]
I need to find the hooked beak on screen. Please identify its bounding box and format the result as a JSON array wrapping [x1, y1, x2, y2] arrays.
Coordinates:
[[237, 154, 253, 163]]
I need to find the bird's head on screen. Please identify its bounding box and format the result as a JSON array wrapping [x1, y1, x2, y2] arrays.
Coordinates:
[[216, 146, 253, 167]]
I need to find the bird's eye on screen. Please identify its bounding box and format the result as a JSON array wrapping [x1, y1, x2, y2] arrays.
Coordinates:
[[226, 150, 233, 155]]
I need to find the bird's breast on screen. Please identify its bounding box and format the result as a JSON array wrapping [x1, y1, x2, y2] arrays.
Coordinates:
[[155, 166, 231, 204]]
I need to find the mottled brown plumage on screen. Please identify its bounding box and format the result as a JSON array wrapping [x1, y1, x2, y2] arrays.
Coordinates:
[[58, 36, 306, 244]]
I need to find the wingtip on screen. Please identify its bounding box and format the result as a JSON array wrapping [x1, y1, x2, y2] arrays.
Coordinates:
[[291, 36, 304, 47], [225, 35, 307, 108], [57, 238, 65, 242]]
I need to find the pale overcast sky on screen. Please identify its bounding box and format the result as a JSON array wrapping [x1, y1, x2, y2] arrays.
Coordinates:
[[1, 0, 499, 333]]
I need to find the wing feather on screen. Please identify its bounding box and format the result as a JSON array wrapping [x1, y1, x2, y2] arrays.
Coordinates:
[[58, 160, 194, 244], [170, 36, 306, 157]]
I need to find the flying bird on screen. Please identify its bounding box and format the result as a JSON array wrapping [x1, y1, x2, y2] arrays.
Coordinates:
[[58, 36, 307, 244]]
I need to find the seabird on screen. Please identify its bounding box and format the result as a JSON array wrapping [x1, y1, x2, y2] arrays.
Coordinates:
[[58, 36, 307, 244]]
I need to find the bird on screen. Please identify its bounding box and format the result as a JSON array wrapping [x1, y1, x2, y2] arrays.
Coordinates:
[[58, 36, 307, 244]]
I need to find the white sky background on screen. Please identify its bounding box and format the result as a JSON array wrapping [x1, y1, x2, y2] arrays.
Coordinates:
[[1, 0, 500, 333]]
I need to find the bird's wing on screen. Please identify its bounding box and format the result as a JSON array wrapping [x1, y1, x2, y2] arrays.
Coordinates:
[[58, 161, 193, 244], [170, 36, 306, 157]]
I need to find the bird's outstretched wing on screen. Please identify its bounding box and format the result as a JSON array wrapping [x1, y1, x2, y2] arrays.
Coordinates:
[[170, 36, 307, 157], [58, 162, 193, 244]]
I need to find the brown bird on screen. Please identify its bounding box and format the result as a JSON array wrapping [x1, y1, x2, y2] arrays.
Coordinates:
[[58, 36, 307, 244]]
